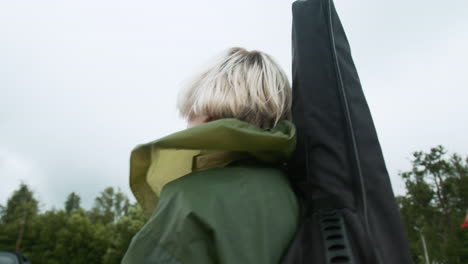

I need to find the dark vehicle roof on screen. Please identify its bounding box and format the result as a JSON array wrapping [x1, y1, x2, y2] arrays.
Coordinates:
[[0, 251, 30, 264], [0, 251, 19, 264]]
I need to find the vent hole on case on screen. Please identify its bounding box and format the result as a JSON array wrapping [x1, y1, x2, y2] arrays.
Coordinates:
[[323, 212, 337, 217], [326, 234, 343, 240], [328, 244, 345, 251], [330, 256, 350, 263], [324, 225, 340, 231], [323, 218, 339, 223]]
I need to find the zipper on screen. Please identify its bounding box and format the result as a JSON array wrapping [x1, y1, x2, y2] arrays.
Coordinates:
[[324, 0, 382, 262]]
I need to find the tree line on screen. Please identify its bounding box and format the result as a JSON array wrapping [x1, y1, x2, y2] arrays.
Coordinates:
[[0, 186, 147, 264], [397, 146, 468, 263], [0, 145, 467, 263]]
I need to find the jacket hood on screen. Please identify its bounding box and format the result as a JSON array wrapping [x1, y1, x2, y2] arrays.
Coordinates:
[[129, 118, 296, 215]]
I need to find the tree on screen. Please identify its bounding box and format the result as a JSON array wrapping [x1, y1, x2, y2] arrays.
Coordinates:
[[0, 204, 5, 225], [0, 185, 143, 264], [0, 203, 8, 249], [89, 187, 130, 224], [65, 192, 81, 214], [26, 209, 68, 264], [397, 146, 468, 264], [102, 203, 147, 264], [51, 209, 111, 264], [1, 183, 39, 252], [2, 183, 39, 224]]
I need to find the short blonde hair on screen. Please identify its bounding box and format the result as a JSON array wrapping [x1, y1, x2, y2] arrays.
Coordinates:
[[177, 47, 292, 128]]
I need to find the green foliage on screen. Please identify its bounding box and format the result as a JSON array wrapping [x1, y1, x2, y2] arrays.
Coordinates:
[[2, 183, 38, 225], [0, 185, 147, 264], [2, 145, 464, 263], [0, 204, 5, 224], [88, 187, 130, 225], [102, 204, 146, 264], [52, 209, 111, 264], [65, 192, 81, 215], [398, 145, 468, 264], [0, 183, 39, 252]]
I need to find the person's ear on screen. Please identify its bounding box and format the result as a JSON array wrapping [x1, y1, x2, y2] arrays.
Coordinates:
[[187, 115, 214, 128], [205, 116, 216, 122]]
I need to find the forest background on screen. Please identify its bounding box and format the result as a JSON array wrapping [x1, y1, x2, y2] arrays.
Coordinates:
[[1, 145, 467, 264]]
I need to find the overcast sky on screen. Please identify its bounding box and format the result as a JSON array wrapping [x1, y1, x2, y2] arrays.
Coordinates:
[[1, 0, 467, 210]]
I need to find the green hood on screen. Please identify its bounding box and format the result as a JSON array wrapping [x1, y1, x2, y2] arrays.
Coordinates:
[[129, 118, 296, 215]]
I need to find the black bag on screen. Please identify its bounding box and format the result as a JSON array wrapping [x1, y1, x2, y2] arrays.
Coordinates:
[[282, 0, 412, 263]]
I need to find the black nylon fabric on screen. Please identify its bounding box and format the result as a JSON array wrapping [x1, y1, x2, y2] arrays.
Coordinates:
[[283, 0, 412, 263]]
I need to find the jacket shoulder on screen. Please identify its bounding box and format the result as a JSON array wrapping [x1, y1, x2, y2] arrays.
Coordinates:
[[141, 165, 299, 264], [165, 165, 293, 194]]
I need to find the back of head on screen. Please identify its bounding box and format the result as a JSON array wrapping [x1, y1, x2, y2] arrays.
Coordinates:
[[177, 47, 292, 128]]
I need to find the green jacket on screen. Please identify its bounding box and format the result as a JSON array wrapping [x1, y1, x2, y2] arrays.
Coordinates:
[[122, 118, 299, 264]]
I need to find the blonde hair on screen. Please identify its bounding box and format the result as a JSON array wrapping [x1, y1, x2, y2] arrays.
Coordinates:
[[177, 47, 292, 128]]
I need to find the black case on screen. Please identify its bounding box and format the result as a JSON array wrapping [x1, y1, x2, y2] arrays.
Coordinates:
[[282, 0, 412, 263]]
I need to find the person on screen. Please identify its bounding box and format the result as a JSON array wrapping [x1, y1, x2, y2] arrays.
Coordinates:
[[121, 47, 299, 264]]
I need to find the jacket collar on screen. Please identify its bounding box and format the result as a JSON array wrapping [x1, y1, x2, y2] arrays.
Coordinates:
[[129, 118, 296, 215]]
